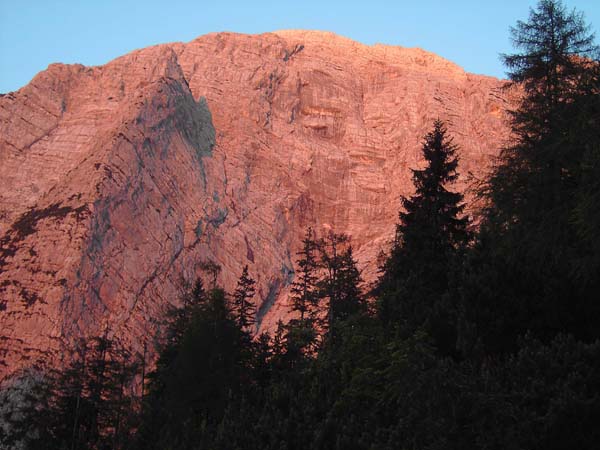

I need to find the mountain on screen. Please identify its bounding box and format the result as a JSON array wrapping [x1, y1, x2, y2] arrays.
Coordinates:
[[0, 30, 514, 380]]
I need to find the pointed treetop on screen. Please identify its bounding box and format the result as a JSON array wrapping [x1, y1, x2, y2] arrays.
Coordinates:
[[232, 265, 257, 330]]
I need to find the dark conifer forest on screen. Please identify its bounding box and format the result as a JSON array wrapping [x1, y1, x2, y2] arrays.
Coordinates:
[[2, 1, 600, 448]]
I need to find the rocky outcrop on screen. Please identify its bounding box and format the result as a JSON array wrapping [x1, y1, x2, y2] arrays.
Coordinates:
[[0, 31, 514, 379]]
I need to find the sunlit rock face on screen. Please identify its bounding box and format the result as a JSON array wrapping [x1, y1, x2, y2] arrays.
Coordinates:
[[0, 30, 514, 379]]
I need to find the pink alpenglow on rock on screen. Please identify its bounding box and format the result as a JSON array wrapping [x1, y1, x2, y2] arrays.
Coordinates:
[[0, 31, 515, 380]]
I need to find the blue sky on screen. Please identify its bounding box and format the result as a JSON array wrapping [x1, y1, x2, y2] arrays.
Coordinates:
[[1, 0, 599, 93]]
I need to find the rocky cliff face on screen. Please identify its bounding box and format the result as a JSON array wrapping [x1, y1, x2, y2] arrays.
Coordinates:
[[0, 31, 514, 379]]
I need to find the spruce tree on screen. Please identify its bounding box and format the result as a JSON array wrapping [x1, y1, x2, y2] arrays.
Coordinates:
[[317, 231, 348, 331], [284, 228, 321, 363], [317, 233, 365, 332], [379, 120, 468, 351], [252, 332, 273, 388], [232, 265, 257, 330], [396, 120, 468, 265], [333, 245, 366, 321], [290, 227, 320, 321]]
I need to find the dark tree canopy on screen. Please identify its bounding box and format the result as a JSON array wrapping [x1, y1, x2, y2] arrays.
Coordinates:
[[490, 0, 599, 221], [1, 336, 139, 450], [464, 0, 600, 355]]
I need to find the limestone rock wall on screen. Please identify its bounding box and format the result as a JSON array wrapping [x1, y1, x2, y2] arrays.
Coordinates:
[[0, 31, 514, 379]]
